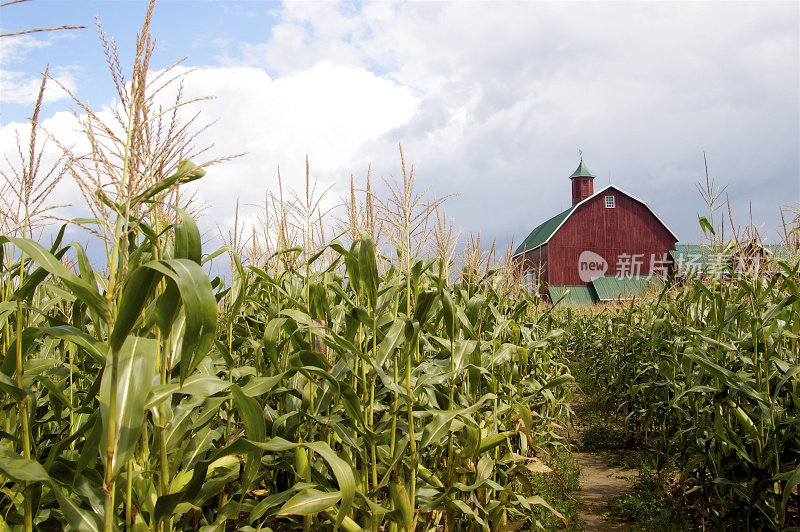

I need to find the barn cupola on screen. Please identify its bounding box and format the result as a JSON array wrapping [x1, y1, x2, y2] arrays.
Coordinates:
[[569, 157, 595, 206]]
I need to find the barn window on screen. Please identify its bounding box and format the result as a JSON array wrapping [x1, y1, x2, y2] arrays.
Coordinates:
[[605, 195, 615, 208], [522, 269, 538, 290]]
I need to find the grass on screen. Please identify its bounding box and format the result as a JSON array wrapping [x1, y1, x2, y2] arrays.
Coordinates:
[[611, 470, 689, 531], [522, 448, 583, 531]]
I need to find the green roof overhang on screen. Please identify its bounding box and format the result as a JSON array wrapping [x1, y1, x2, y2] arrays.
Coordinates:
[[549, 285, 599, 305], [591, 275, 663, 301]]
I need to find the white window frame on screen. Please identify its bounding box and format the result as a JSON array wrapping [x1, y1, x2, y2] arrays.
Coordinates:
[[522, 268, 538, 291], [605, 195, 615, 209]]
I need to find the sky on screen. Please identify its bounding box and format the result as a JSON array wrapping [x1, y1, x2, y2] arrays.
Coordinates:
[[1, 0, 798, 260]]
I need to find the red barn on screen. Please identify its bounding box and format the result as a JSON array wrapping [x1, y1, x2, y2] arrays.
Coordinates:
[[513, 160, 678, 303]]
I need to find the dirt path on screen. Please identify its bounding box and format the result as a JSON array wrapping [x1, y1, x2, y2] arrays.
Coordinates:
[[567, 385, 635, 531], [572, 451, 633, 531]]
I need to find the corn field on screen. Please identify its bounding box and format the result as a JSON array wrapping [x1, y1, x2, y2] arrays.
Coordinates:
[[0, 208, 577, 531], [559, 254, 800, 529], [0, 15, 574, 527], [2, 2, 799, 530]]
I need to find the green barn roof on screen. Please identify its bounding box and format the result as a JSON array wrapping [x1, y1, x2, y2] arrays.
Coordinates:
[[514, 206, 574, 255]]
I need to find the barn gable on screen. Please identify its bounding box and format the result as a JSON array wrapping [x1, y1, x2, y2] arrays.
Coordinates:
[[513, 161, 679, 302], [514, 184, 678, 259]]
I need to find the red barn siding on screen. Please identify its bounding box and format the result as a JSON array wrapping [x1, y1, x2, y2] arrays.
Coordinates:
[[547, 188, 676, 286], [519, 246, 548, 278]]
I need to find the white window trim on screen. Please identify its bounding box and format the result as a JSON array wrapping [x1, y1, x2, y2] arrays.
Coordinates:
[[605, 195, 615, 209], [522, 268, 538, 291]]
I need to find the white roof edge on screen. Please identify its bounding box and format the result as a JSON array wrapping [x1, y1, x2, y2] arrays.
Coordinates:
[[512, 184, 679, 259]]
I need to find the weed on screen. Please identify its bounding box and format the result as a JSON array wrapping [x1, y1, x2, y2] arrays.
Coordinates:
[[580, 422, 627, 452], [612, 470, 689, 531]]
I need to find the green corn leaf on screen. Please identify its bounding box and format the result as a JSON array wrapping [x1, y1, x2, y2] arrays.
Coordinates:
[[231, 384, 266, 441], [300, 367, 368, 431], [0, 375, 26, 405], [451, 478, 505, 493], [779, 464, 800, 512], [541, 374, 573, 391], [244, 437, 355, 529], [760, 294, 799, 326], [376, 320, 405, 366], [14, 246, 70, 301], [249, 489, 294, 524], [0, 236, 109, 321], [414, 288, 438, 323], [477, 431, 514, 454], [153, 460, 211, 523], [69, 241, 97, 287], [74, 414, 103, 482], [421, 413, 456, 449], [1, 327, 47, 376], [145, 259, 218, 381], [0, 447, 49, 482], [515, 401, 534, 441], [154, 281, 181, 337], [228, 247, 248, 318], [277, 488, 342, 516], [514, 494, 567, 526], [441, 291, 457, 341], [357, 238, 379, 309], [731, 404, 759, 442], [240, 373, 285, 397], [289, 350, 332, 370], [129, 160, 205, 207], [251, 436, 296, 452], [456, 307, 478, 340], [109, 266, 160, 353], [231, 384, 266, 493], [33, 325, 107, 363], [263, 317, 289, 369], [305, 440, 356, 529], [35, 375, 72, 411], [698, 215, 716, 236], [773, 363, 800, 402], [50, 484, 102, 532], [172, 205, 202, 264], [145, 373, 231, 409], [100, 335, 158, 479], [309, 281, 331, 320], [44, 412, 96, 472]]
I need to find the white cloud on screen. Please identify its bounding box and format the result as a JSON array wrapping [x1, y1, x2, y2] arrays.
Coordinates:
[[177, 62, 418, 234], [0, 34, 51, 65], [2, 0, 797, 253], [1, 61, 419, 248], [0, 67, 75, 106], [246, 1, 798, 244]]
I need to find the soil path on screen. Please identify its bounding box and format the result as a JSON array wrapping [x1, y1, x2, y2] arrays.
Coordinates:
[[572, 452, 633, 531], [568, 386, 635, 531]]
